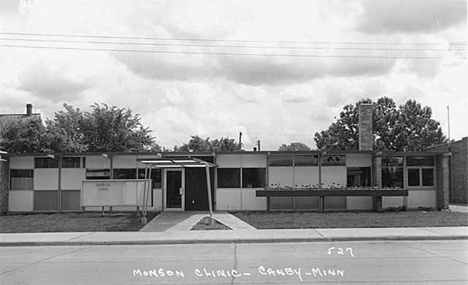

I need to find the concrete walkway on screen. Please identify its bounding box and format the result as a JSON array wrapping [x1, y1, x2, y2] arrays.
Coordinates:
[[1, 227, 467, 246], [140, 211, 257, 232]]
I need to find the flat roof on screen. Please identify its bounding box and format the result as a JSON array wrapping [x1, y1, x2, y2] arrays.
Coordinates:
[[137, 157, 217, 168], [5, 149, 448, 157]]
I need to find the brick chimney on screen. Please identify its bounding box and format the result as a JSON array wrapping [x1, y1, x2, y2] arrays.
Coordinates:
[[358, 103, 373, 151], [26, 103, 32, 116]]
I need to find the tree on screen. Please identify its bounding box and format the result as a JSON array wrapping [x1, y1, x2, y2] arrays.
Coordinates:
[[210, 137, 240, 152], [0, 119, 46, 153], [0, 103, 160, 153], [174, 136, 240, 152], [314, 97, 447, 151], [79, 103, 155, 152], [278, 142, 312, 151]]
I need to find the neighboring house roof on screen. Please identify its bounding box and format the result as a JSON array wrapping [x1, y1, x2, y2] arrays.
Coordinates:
[[0, 113, 42, 132], [425, 137, 468, 151]]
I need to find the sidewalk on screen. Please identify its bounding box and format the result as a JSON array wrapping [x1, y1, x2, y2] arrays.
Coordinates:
[[140, 211, 257, 232], [1, 227, 467, 246]]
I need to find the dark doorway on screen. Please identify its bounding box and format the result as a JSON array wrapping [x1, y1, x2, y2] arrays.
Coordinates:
[[184, 168, 215, 211], [166, 170, 183, 209]]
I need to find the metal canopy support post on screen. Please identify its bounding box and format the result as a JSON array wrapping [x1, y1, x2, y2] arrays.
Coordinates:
[[205, 164, 213, 222], [141, 164, 149, 224], [144, 165, 153, 219]]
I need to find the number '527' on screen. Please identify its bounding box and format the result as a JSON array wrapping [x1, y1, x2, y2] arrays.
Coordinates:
[[327, 247, 354, 257]]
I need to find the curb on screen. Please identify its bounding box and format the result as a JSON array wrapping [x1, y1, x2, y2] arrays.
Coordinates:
[[1, 235, 467, 247]]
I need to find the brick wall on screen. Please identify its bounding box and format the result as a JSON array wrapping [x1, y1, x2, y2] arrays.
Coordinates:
[[358, 103, 373, 151], [0, 159, 9, 215], [427, 137, 468, 205], [373, 156, 382, 187]]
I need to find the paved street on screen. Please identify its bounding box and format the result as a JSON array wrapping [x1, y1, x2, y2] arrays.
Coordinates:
[[1, 240, 467, 284]]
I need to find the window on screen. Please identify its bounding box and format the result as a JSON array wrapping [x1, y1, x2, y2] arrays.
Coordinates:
[[137, 169, 162, 188], [217, 168, 240, 188], [422, 169, 434, 186], [113, 168, 137, 179], [294, 155, 318, 166], [268, 155, 293, 166], [381, 156, 404, 188], [242, 168, 266, 188], [347, 167, 371, 187], [408, 169, 420, 186], [86, 169, 110, 180], [62, 157, 81, 168], [407, 156, 435, 187], [382, 157, 404, 167], [193, 156, 214, 163], [10, 169, 33, 190], [382, 167, 404, 188], [407, 156, 434, 166], [165, 155, 214, 163], [321, 155, 346, 166], [35, 157, 58, 168]]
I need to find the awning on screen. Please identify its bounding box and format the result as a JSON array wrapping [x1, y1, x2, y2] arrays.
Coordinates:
[[136, 157, 215, 221], [137, 157, 217, 168]]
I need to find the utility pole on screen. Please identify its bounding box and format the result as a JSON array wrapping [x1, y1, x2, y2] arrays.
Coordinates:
[[239, 132, 242, 150], [447, 105, 451, 152]]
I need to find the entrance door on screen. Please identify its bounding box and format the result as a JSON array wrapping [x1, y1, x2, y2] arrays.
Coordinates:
[[164, 169, 184, 211]]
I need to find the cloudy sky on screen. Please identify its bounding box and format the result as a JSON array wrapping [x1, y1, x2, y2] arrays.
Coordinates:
[[0, 0, 466, 150]]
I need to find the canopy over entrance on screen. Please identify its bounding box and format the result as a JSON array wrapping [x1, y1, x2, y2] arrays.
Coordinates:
[[137, 157, 216, 168], [137, 157, 216, 223]]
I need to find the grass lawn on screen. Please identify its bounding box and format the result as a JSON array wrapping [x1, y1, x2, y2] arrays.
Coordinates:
[[190, 217, 231, 231], [232, 211, 468, 229], [0, 212, 159, 233]]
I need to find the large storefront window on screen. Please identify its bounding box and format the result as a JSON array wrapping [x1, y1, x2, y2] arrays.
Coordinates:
[[242, 168, 266, 188], [382, 157, 404, 188], [407, 156, 435, 187], [217, 168, 240, 188]]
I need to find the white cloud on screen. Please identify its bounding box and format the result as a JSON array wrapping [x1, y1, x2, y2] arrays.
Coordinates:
[[0, 0, 466, 150], [358, 0, 467, 34]]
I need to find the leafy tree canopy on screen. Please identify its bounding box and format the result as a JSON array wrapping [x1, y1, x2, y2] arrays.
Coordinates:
[[314, 97, 447, 151], [0, 103, 160, 153], [278, 142, 312, 151], [173, 135, 241, 152]]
